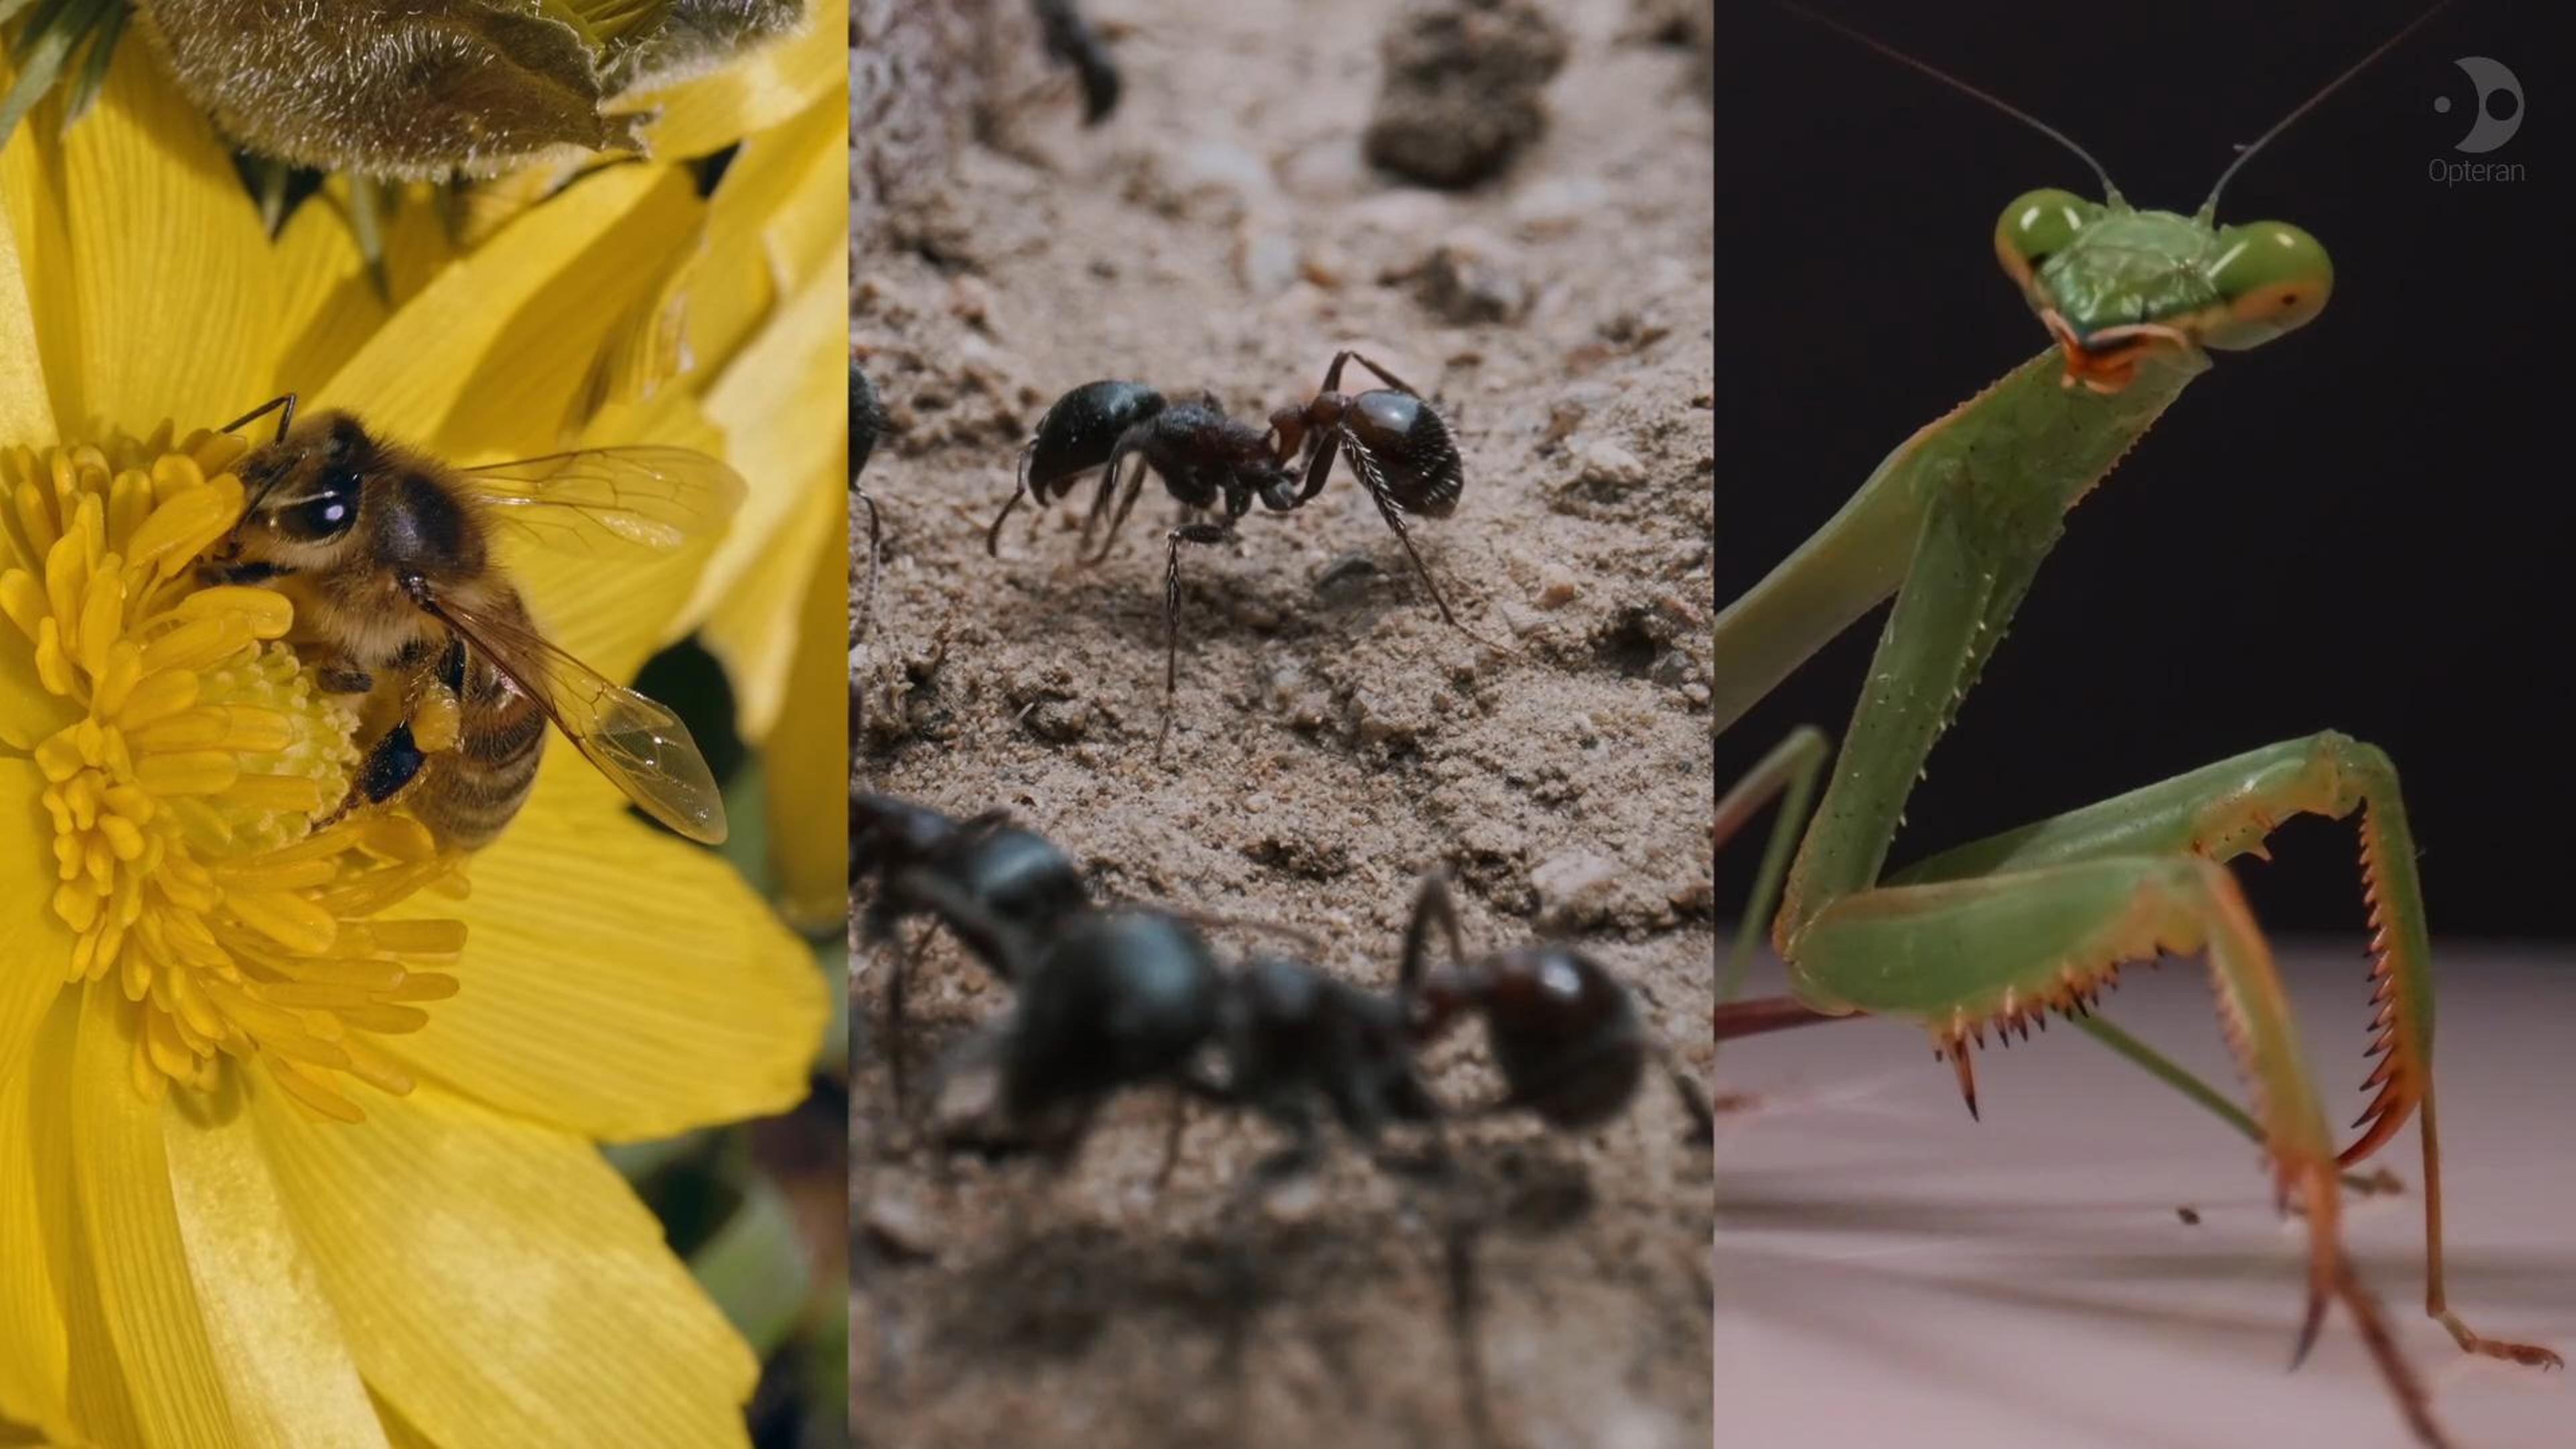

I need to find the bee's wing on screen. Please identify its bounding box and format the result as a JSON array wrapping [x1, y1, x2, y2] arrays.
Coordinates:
[[416, 590, 729, 845], [458, 447, 745, 554]]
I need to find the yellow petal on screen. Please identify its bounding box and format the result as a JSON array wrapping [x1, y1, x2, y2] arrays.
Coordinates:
[[163, 1085, 388, 1448], [684, 93, 845, 386], [376, 182, 464, 309], [0, 175, 53, 447], [317, 165, 696, 452], [268, 198, 387, 404], [698, 456, 835, 739], [62, 38, 277, 432], [0, 760, 75, 1093], [0, 1002, 72, 1441], [68, 985, 241, 1447], [0, 85, 80, 437], [435, 173, 702, 456], [624, 0, 847, 160], [252, 1077, 758, 1448], [386, 766, 823, 1140], [758, 525, 853, 928], [680, 260, 843, 651]]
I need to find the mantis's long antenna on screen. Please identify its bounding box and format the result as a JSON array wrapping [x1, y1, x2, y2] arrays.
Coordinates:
[[1775, 1, 2122, 206], [2198, 0, 2456, 221]]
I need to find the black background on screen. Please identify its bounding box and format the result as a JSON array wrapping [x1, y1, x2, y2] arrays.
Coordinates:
[[1716, 0, 2569, 936]]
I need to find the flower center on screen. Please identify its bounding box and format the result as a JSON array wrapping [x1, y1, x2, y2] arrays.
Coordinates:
[[0, 427, 467, 1121]]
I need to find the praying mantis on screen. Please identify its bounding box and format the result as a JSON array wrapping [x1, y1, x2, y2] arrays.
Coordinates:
[[1715, 5, 2558, 1446]]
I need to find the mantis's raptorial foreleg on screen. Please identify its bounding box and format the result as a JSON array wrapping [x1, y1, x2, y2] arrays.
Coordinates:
[[1794, 853, 2448, 1442], [1881, 732, 2561, 1369]]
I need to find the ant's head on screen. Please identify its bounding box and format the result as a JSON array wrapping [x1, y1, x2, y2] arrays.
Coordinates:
[[1419, 947, 1646, 1130], [850, 791, 963, 883]]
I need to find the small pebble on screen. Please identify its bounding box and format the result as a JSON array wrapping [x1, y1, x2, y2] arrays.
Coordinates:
[[1572, 438, 1648, 490], [1511, 176, 1609, 237], [1413, 229, 1529, 323], [1237, 227, 1302, 295], [1536, 566, 1578, 608], [1531, 849, 1621, 928]]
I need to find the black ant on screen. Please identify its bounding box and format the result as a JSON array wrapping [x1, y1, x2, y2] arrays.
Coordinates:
[[904, 857, 1708, 1436], [851, 792, 1322, 1116], [984, 352, 1483, 749]]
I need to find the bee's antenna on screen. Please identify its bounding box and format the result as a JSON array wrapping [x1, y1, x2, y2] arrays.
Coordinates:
[[1775, 1, 2123, 207], [220, 393, 298, 443]]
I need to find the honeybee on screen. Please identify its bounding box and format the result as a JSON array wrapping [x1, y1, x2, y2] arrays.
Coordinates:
[[203, 396, 741, 849]]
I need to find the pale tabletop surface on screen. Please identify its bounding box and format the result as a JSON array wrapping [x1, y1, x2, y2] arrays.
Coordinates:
[[1717, 944, 2575, 1449]]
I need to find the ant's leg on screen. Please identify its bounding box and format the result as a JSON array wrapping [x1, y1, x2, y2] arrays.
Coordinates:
[[883, 920, 938, 1110], [1320, 350, 1428, 398], [1152, 1091, 1191, 1187], [1398, 871, 1473, 1001], [1440, 1195, 1497, 1448], [1293, 429, 1339, 505], [1156, 521, 1233, 755], [1648, 1034, 1716, 1144], [1090, 445, 1158, 565], [1347, 441, 1472, 631], [855, 490, 881, 639], [1377, 1126, 1497, 1448], [887, 866, 1025, 983], [984, 444, 1036, 557], [1075, 449, 1130, 564]]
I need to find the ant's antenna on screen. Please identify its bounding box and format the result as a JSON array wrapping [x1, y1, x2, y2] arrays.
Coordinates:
[[2199, 0, 2456, 221], [1776, 1, 2123, 206]]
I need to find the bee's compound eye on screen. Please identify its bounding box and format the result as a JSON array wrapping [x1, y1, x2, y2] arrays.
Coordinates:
[[281, 466, 362, 540]]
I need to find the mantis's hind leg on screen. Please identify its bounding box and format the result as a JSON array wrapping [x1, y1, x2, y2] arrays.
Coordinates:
[[1715, 726, 1832, 1008], [1795, 853, 2451, 1447], [1887, 730, 2559, 1371]]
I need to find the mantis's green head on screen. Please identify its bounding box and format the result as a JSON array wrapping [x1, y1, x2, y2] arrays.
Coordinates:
[[1993, 188, 2332, 393]]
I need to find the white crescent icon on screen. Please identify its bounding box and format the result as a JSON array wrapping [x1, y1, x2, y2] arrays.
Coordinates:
[[2451, 56, 2524, 154]]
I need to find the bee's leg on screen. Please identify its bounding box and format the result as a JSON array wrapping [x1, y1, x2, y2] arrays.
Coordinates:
[[315, 721, 430, 831], [409, 635, 468, 755], [294, 642, 374, 695], [317, 641, 466, 828]]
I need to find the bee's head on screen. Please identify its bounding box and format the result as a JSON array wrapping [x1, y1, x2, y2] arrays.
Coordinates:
[[207, 411, 378, 582]]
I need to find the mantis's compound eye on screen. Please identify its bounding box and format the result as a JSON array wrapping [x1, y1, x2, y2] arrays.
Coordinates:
[[2198, 220, 2333, 350], [1992, 188, 2103, 293]]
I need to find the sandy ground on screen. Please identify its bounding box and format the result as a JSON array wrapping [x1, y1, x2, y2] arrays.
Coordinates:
[[852, 2, 1714, 1445]]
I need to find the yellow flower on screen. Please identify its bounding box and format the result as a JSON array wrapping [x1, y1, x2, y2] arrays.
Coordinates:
[[0, 31, 826, 1449]]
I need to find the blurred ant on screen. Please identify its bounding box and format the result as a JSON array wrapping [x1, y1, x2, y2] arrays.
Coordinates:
[[916, 863, 1709, 1437], [1031, 0, 1121, 124], [985, 352, 1484, 749], [852, 359, 889, 636], [851, 792, 1322, 1114]]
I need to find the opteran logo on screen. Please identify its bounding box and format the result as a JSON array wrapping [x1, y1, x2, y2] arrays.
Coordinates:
[[2436, 56, 2523, 154]]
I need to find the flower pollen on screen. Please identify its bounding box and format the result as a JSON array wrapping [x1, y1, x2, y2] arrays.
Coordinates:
[[1, 427, 468, 1121]]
